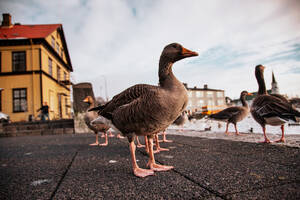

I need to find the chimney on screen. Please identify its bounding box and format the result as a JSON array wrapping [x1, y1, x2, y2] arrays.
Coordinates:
[[1, 13, 12, 27], [183, 83, 188, 89], [204, 84, 208, 89]]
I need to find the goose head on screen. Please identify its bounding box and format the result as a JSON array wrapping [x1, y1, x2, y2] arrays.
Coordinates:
[[255, 64, 266, 79], [255, 64, 267, 95], [83, 96, 94, 104], [161, 43, 198, 63], [240, 91, 252, 98]]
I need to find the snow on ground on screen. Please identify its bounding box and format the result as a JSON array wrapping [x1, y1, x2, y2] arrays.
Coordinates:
[[165, 116, 300, 148], [168, 116, 300, 135]]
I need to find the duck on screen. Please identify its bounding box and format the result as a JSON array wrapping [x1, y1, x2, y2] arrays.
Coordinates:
[[83, 96, 110, 146], [208, 91, 252, 135], [173, 111, 188, 131], [251, 65, 300, 143], [89, 43, 198, 177]]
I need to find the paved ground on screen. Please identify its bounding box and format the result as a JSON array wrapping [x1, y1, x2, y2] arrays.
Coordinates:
[[0, 132, 299, 200]]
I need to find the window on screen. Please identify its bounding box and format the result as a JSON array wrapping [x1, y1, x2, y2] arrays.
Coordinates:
[[57, 66, 61, 81], [56, 42, 60, 54], [0, 89, 2, 111], [217, 99, 224, 106], [60, 48, 63, 57], [48, 57, 53, 76], [196, 91, 203, 98], [65, 97, 68, 115], [12, 51, 26, 72], [217, 91, 223, 97], [51, 36, 55, 48], [64, 71, 67, 80], [13, 88, 27, 112], [207, 91, 213, 97], [198, 99, 204, 106], [0, 51, 2, 72]]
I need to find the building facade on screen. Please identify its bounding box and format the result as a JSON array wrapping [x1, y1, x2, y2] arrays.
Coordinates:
[[184, 83, 226, 114], [0, 13, 73, 122]]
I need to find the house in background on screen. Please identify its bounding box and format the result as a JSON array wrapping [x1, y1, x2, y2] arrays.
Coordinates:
[[184, 83, 226, 115], [0, 13, 73, 122]]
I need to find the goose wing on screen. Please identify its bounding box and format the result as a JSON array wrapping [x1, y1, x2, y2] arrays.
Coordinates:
[[209, 107, 242, 120], [252, 95, 299, 122]]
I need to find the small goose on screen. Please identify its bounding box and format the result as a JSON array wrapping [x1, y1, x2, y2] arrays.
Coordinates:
[[90, 43, 198, 177], [208, 91, 252, 135], [251, 65, 300, 143], [83, 96, 110, 146]]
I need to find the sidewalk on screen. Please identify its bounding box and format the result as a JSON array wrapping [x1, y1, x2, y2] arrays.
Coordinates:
[[0, 132, 299, 199]]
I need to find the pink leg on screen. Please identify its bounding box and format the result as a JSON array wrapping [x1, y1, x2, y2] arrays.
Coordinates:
[[99, 132, 108, 146], [234, 124, 240, 135], [260, 126, 271, 143], [144, 136, 149, 153], [117, 133, 125, 138], [225, 123, 230, 135], [162, 131, 173, 143], [129, 140, 154, 178], [108, 130, 114, 137], [154, 134, 169, 154], [146, 136, 173, 171], [89, 133, 99, 146], [275, 125, 285, 143], [136, 136, 145, 148]]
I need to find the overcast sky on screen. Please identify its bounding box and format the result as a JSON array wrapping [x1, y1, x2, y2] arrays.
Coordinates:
[[1, 0, 300, 99]]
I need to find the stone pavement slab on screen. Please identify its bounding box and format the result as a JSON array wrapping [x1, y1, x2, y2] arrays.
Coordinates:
[[0, 133, 299, 199]]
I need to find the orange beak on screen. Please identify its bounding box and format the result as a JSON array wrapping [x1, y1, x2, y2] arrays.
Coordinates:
[[181, 47, 198, 58], [247, 93, 253, 96], [83, 97, 89, 102]]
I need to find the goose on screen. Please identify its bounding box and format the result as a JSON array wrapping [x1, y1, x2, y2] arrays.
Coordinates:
[[83, 96, 110, 146], [208, 91, 252, 135], [251, 65, 300, 143], [89, 43, 198, 177]]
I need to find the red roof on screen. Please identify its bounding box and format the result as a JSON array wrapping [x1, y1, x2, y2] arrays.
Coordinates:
[[0, 24, 61, 39]]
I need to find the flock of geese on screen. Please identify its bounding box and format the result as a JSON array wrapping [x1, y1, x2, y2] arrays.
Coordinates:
[[83, 43, 300, 178]]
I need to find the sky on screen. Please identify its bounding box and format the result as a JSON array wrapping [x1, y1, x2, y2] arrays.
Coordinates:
[[1, 0, 300, 100]]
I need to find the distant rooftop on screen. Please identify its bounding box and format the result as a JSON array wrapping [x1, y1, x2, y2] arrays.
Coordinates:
[[183, 83, 224, 92], [0, 13, 62, 39]]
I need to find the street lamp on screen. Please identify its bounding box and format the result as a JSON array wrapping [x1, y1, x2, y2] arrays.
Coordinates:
[[99, 75, 108, 101]]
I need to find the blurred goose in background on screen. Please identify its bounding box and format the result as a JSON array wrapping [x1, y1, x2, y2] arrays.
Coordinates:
[[83, 96, 110, 146], [208, 91, 252, 135], [251, 65, 300, 143], [89, 43, 198, 177]]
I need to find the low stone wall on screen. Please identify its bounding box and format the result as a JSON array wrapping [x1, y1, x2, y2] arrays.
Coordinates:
[[0, 119, 75, 137]]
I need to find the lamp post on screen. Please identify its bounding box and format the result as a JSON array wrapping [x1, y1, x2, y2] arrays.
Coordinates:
[[99, 75, 108, 101]]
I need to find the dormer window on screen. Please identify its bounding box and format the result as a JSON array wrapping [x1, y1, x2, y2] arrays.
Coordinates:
[[51, 36, 55, 48], [56, 42, 60, 54]]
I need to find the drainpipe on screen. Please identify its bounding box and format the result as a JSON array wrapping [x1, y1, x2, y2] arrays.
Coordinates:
[[30, 39, 35, 119]]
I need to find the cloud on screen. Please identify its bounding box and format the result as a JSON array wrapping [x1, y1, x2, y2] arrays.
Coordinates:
[[1, 0, 300, 99]]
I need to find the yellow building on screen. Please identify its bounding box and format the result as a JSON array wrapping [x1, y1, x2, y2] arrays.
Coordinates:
[[0, 13, 73, 122]]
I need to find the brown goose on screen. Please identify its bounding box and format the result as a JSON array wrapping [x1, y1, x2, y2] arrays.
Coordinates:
[[89, 43, 198, 177], [208, 91, 252, 135], [83, 96, 110, 146], [251, 65, 300, 143]]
